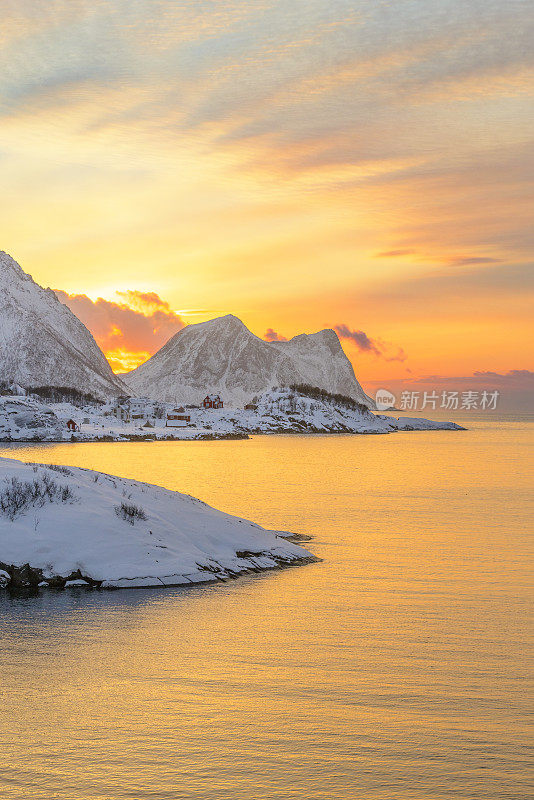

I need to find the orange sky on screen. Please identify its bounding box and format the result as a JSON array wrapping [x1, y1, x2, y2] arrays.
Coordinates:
[[0, 1, 532, 393]]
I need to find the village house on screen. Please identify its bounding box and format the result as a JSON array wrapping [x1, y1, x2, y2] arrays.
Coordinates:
[[112, 396, 131, 422], [203, 394, 223, 409], [112, 396, 155, 424], [166, 407, 191, 428], [129, 397, 153, 420]]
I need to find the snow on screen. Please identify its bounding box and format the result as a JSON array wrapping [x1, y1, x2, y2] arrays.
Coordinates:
[[124, 314, 375, 408], [0, 389, 464, 442], [0, 251, 128, 399], [0, 457, 316, 590], [392, 417, 463, 431]]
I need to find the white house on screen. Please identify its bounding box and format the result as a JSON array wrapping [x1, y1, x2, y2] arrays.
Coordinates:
[[113, 396, 155, 424]]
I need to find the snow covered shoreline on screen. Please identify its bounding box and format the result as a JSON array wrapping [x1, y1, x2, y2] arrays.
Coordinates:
[[0, 457, 317, 592], [0, 388, 463, 594], [0, 389, 465, 443]]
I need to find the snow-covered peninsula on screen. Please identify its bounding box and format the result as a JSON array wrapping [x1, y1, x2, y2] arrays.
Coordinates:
[[0, 457, 316, 591]]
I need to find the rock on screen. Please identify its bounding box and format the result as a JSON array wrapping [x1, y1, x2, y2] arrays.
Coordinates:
[[9, 563, 43, 588]]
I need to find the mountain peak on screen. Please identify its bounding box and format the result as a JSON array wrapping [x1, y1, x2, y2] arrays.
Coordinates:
[[204, 314, 248, 329], [0, 253, 128, 398], [0, 251, 26, 279], [125, 314, 373, 407], [308, 328, 344, 351]]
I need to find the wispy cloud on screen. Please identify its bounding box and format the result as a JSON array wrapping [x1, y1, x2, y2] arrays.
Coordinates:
[[448, 256, 502, 266], [415, 369, 534, 388], [375, 249, 416, 258], [366, 260, 534, 306]]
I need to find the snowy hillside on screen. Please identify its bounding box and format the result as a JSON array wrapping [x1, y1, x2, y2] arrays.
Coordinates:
[[0, 252, 128, 399], [0, 457, 315, 590], [184, 388, 465, 434], [0, 395, 65, 442], [124, 314, 374, 407]]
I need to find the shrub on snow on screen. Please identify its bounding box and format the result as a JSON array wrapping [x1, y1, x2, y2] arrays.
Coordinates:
[[114, 502, 148, 525], [0, 474, 78, 520]]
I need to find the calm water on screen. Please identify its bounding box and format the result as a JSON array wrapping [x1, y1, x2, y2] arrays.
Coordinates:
[[0, 418, 532, 800]]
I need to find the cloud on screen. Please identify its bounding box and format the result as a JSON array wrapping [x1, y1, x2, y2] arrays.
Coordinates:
[[416, 369, 534, 387], [335, 324, 381, 356], [115, 290, 175, 313], [363, 260, 534, 314], [375, 249, 416, 258], [335, 324, 407, 362], [375, 250, 502, 266], [0, 0, 531, 365], [54, 289, 184, 371], [264, 328, 287, 342], [448, 256, 502, 266]]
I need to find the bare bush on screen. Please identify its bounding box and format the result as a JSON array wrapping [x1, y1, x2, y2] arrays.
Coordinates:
[[0, 475, 78, 520], [41, 464, 74, 477], [114, 502, 148, 525]]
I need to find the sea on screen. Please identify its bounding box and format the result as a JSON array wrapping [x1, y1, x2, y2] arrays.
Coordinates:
[[0, 414, 532, 800]]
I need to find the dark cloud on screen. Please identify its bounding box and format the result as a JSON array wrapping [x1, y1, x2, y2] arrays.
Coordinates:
[[264, 328, 287, 342], [335, 324, 381, 356], [335, 324, 407, 362]]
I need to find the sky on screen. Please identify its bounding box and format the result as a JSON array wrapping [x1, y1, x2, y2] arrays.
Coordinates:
[[1, 0, 533, 406]]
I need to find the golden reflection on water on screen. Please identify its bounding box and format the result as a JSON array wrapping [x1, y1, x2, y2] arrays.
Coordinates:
[[0, 422, 532, 800]]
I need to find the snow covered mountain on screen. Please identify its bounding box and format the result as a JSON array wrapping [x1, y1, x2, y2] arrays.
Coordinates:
[[0, 252, 128, 398], [125, 314, 374, 407]]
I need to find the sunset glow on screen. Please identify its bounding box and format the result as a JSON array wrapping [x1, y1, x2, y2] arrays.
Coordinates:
[[1, 1, 532, 393], [1, 5, 533, 797]]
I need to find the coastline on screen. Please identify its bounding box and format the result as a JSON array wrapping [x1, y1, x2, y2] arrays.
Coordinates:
[[0, 457, 318, 593]]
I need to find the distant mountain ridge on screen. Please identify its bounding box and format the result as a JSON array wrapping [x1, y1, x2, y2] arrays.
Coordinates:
[[0, 252, 128, 399], [125, 314, 375, 407]]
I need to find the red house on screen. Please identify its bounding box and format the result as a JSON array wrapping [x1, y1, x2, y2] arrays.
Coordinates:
[[66, 419, 78, 432], [203, 395, 223, 409]]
